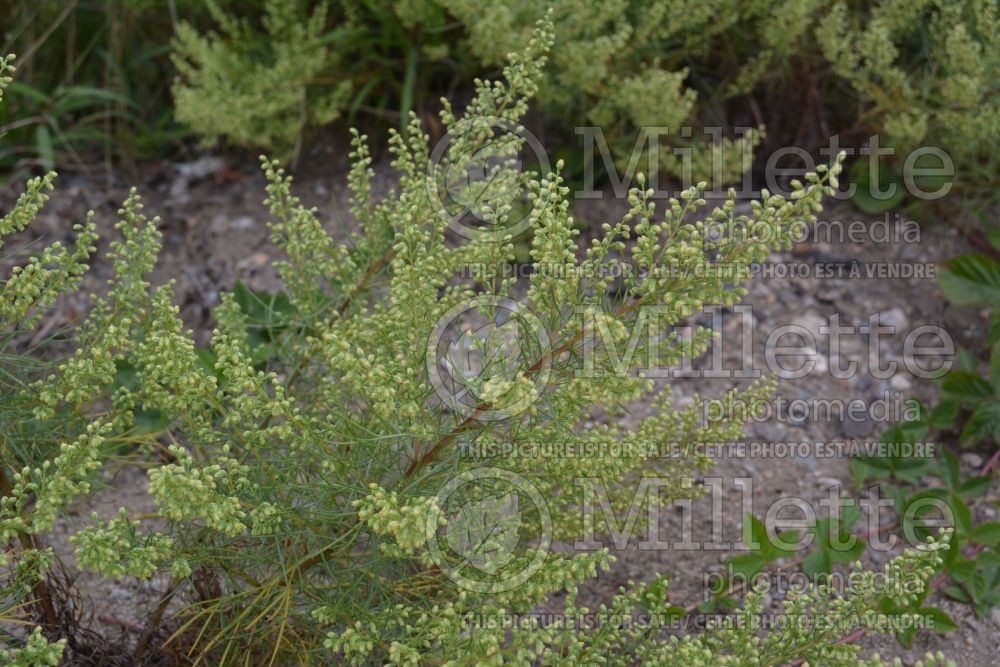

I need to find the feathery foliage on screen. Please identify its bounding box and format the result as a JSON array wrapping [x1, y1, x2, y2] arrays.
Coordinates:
[[1, 22, 955, 666]]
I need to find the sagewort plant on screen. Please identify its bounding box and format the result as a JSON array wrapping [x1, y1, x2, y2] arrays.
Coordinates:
[[2, 21, 952, 667]]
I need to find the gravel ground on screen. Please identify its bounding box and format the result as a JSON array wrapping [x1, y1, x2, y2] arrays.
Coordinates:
[[3, 147, 998, 665], [562, 193, 998, 666]]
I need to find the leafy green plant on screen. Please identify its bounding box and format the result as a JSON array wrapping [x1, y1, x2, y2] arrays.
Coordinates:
[[819, 0, 1000, 209], [0, 1, 210, 173], [896, 242, 1000, 498], [0, 79, 135, 172], [171, 0, 352, 163], [854, 242, 1000, 625], [674, 216, 1000, 654], [836, 23, 1000, 628], [172, 0, 774, 180], [335, 1, 468, 129], [436, 0, 793, 183], [839, 396, 999, 635], [171, 0, 468, 162], [846, 159, 907, 215], [0, 28, 954, 667], [716, 455, 969, 649], [169, 0, 1000, 219]]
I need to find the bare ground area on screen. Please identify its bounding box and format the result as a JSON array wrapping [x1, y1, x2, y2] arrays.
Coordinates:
[[3, 147, 998, 665]]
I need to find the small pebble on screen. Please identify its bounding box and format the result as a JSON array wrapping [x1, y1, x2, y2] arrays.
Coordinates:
[[889, 374, 911, 391], [878, 307, 909, 332], [961, 452, 983, 469]]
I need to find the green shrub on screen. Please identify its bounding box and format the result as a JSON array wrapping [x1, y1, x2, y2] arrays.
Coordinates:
[[170, 0, 768, 181], [436, 0, 798, 183], [1, 24, 953, 666], [170, 0, 1000, 215], [172, 0, 353, 162], [818, 0, 1000, 195]]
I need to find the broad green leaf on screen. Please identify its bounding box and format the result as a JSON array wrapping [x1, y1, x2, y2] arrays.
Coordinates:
[[942, 371, 994, 406], [802, 549, 831, 577], [902, 489, 955, 539], [960, 401, 1000, 446], [941, 584, 971, 603], [992, 342, 1000, 392], [881, 419, 928, 444], [726, 553, 766, 580], [967, 570, 988, 600], [920, 607, 959, 633], [743, 514, 769, 553], [957, 475, 993, 498], [949, 492, 973, 535], [970, 523, 1000, 547], [881, 483, 907, 512], [957, 349, 980, 373], [928, 399, 960, 429], [940, 449, 961, 489], [827, 537, 866, 563], [897, 625, 916, 648], [841, 504, 862, 530], [938, 253, 1000, 305], [715, 595, 739, 610], [849, 457, 884, 486], [765, 530, 801, 560], [809, 517, 863, 563], [849, 160, 906, 214], [989, 310, 1000, 346], [946, 558, 977, 582]]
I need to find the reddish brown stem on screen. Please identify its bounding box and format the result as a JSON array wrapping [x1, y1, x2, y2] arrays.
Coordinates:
[[0, 463, 59, 630], [982, 449, 1000, 476], [404, 299, 643, 477], [131, 576, 181, 666], [338, 246, 394, 317]]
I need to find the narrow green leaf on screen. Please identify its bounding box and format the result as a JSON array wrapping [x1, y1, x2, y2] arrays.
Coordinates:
[[35, 124, 54, 171]]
